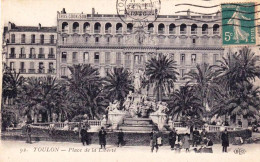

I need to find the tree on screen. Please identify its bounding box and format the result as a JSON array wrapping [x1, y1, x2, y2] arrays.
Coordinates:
[[67, 64, 107, 119], [144, 53, 179, 101], [185, 63, 221, 111], [103, 67, 134, 110], [168, 84, 205, 127]]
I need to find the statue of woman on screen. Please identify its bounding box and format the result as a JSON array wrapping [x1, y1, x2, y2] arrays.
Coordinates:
[[134, 70, 142, 93]]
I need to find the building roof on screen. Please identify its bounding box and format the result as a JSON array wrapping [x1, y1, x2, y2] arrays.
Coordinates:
[[9, 26, 57, 32]]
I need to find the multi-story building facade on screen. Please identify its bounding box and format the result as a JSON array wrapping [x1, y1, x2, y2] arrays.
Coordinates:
[[3, 22, 57, 77], [56, 8, 223, 89]]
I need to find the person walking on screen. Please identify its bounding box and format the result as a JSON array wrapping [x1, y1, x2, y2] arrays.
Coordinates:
[[192, 128, 200, 147], [25, 124, 32, 144], [200, 128, 208, 145], [182, 133, 190, 152], [221, 129, 229, 153], [168, 128, 177, 150], [117, 129, 124, 147], [80, 126, 88, 146], [150, 129, 159, 153], [98, 127, 107, 149]]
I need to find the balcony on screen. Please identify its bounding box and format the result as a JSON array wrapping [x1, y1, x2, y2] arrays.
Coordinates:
[[19, 69, 26, 73], [127, 29, 133, 33], [191, 31, 197, 35], [202, 31, 208, 35], [50, 40, 55, 44], [48, 69, 55, 74], [158, 30, 165, 34], [94, 59, 99, 64], [180, 31, 187, 34], [9, 54, 16, 58], [29, 54, 36, 59], [40, 40, 44, 44], [62, 58, 67, 63], [94, 30, 101, 33], [28, 69, 35, 73], [48, 54, 55, 59], [213, 31, 219, 35], [72, 29, 79, 33], [169, 31, 176, 34], [38, 54, 45, 59], [116, 30, 122, 33], [62, 29, 68, 33], [38, 69, 45, 74], [105, 30, 111, 34], [19, 54, 26, 58], [83, 29, 90, 33]]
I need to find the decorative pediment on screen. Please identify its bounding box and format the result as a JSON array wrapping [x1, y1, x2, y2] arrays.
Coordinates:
[[179, 35, 188, 39], [157, 35, 166, 39], [71, 33, 81, 37], [200, 35, 210, 39], [115, 34, 124, 37], [168, 35, 177, 39], [190, 35, 199, 39], [93, 34, 102, 37], [61, 33, 69, 38], [104, 34, 113, 38], [82, 33, 91, 37]]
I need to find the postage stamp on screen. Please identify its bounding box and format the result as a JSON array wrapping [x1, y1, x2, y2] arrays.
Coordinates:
[[221, 2, 256, 45]]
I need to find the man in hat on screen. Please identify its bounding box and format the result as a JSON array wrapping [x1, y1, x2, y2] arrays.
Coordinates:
[[192, 128, 200, 147], [25, 124, 32, 144], [150, 129, 159, 153], [221, 129, 229, 153], [80, 125, 88, 146], [98, 127, 107, 149], [168, 128, 177, 150]]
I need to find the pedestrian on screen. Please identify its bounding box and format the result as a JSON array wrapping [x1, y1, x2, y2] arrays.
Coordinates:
[[168, 128, 177, 150], [150, 129, 159, 153], [98, 127, 107, 149], [25, 124, 32, 144], [80, 126, 88, 146], [117, 129, 124, 147], [221, 129, 229, 153], [182, 133, 190, 152], [192, 128, 200, 147], [200, 128, 208, 145]]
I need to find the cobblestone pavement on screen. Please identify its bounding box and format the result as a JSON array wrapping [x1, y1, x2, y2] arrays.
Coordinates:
[[1, 140, 260, 162]]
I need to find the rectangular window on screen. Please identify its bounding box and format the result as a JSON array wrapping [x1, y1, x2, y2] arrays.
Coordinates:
[[62, 52, 67, 62], [31, 34, 35, 43], [10, 62, 15, 70], [116, 52, 121, 65], [49, 62, 54, 71], [134, 55, 139, 64], [213, 54, 219, 65], [21, 34, 26, 43], [40, 35, 44, 44], [30, 62, 34, 69], [95, 37, 99, 43], [105, 52, 110, 64], [94, 52, 99, 64], [11, 34, 15, 43], [39, 48, 44, 54], [83, 52, 89, 63], [118, 37, 121, 43], [125, 53, 131, 67], [192, 39, 196, 44], [50, 35, 54, 44], [105, 68, 110, 75], [11, 48, 15, 54], [20, 48, 25, 54], [180, 69, 185, 80], [73, 52, 77, 62], [20, 62, 25, 70], [139, 55, 144, 64], [49, 48, 54, 54], [202, 54, 208, 63], [191, 54, 196, 64], [107, 37, 110, 43], [30, 48, 35, 55], [39, 62, 44, 73], [181, 54, 185, 65]]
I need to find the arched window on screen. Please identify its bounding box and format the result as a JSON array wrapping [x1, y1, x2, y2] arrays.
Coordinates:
[[191, 24, 197, 34], [202, 24, 208, 34], [180, 24, 187, 34], [62, 22, 68, 32], [158, 23, 165, 34], [105, 23, 112, 33], [169, 24, 176, 34], [94, 22, 101, 33], [148, 23, 154, 33], [116, 23, 123, 33], [83, 22, 90, 33], [127, 23, 133, 33], [213, 24, 220, 34], [72, 22, 79, 33]]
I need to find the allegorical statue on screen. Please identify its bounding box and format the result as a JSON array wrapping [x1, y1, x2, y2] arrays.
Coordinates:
[[134, 70, 143, 94]]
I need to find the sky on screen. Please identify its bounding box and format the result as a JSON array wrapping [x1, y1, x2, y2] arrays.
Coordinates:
[[1, 0, 257, 27]]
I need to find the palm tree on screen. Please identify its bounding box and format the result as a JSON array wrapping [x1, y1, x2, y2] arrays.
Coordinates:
[[103, 67, 134, 110], [144, 53, 179, 101], [185, 63, 221, 111], [168, 84, 204, 127], [67, 64, 107, 119]]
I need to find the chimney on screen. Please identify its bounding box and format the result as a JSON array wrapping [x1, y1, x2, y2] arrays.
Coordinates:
[[8, 22, 12, 31], [187, 9, 190, 17], [62, 8, 66, 14], [92, 8, 95, 15], [38, 23, 41, 30]]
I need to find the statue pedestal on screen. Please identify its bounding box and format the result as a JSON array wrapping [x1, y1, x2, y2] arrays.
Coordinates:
[[150, 112, 167, 131], [108, 109, 127, 130]]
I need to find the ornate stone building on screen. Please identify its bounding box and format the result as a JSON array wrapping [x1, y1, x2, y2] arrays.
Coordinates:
[[3, 22, 57, 77], [56, 8, 223, 89]]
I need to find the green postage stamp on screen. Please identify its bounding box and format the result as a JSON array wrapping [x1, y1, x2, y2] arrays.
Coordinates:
[[222, 3, 256, 45]]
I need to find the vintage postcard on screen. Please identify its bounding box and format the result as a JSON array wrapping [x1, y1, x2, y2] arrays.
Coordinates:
[[0, 0, 260, 161]]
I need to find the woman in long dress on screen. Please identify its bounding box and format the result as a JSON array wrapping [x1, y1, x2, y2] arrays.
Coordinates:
[[227, 6, 251, 43]]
